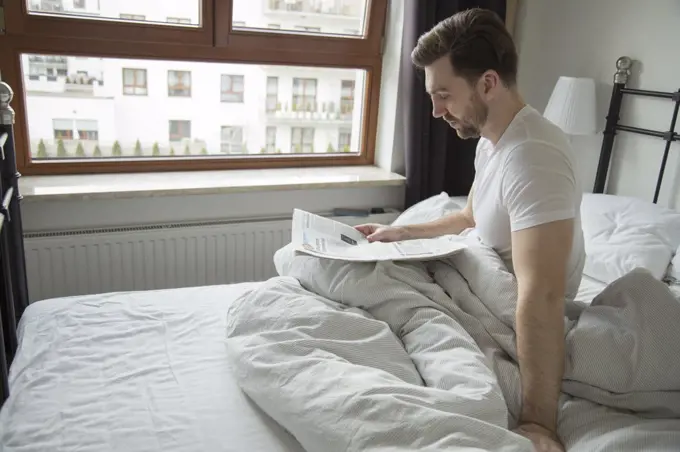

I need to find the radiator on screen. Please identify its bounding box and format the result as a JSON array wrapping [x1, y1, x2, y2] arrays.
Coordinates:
[[23, 211, 400, 303]]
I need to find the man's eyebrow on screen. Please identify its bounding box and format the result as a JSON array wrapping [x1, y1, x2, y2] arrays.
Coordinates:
[[427, 87, 448, 95]]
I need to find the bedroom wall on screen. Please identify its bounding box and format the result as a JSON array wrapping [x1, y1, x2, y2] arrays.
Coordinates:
[[514, 0, 680, 209]]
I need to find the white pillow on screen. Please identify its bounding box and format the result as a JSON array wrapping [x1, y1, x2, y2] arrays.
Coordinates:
[[581, 194, 680, 283], [391, 192, 463, 227]]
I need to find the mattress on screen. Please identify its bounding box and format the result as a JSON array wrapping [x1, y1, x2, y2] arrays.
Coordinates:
[[0, 283, 306, 452]]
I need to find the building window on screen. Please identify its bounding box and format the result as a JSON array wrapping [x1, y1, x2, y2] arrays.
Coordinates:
[[292, 78, 317, 112], [120, 14, 145, 21], [167, 17, 192, 24], [339, 128, 351, 152], [221, 75, 244, 103], [27, 55, 67, 81], [169, 120, 191, 142], [74, 0, 86, 8], [52, 119, 99, 141], [266, 77, 278, 112], [221, 126, 244, 154], [266, 126, 276, 153], [294, 25, 322, 33], [168, 70, 191, 97], [340, 80, 355, 115], [291, 127, 314, 153], [122, 68, 147, 95]]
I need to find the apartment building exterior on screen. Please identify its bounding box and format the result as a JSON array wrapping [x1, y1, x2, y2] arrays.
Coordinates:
[[23, 0, 366, 159]]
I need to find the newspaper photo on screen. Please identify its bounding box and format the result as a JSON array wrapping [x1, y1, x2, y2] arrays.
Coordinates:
[[291, 209, 467, 262]]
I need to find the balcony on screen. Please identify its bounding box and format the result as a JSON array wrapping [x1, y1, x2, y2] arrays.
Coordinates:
[[266, 100, 353, 126], [25, 74, 108, 98], [265, 0, 361, 18]]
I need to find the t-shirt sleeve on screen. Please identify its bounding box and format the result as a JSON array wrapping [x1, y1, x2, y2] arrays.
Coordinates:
[[501, 143, 577, 232]]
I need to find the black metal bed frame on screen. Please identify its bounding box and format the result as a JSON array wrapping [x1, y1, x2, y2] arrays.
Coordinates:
[[0, 81, 31, 408], [593, 56, 680, 203]]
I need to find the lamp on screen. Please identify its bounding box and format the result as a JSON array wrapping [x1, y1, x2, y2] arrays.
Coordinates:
[[543, 76, 597, 135]]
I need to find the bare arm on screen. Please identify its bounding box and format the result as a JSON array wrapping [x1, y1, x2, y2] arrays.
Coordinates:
[[512, 218, 572, 435], [402, 190, 475, 240]]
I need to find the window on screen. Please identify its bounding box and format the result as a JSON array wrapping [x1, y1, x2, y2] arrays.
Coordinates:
[[221, 75, 244, 103], [292, 78, 317, 112], [167, 17, 192, 25], [233, 21, 247, 27], [340, 80, 355, 115], [119, 14, 146, 21], [246, 0, 369, 36], [291, 127, 314, 153], [122, 68, 147, 96], [266, 127, 276, 153], [221, 126, 244, 154], [168, 70, 191, 97], [294, 26, 322, 33], [8, 0, 387, 173], [169, 120, 191, 142], [339, 129, 351, 152], [266, 77, 278, 112], [27, 1, 201, 27]]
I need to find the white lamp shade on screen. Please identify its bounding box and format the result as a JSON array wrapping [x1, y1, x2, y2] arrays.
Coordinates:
[[543, 76, 597, 135]]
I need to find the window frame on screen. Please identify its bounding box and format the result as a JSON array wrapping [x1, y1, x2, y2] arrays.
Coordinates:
[[168, 70, 192, 97], [122, 68, 148, 96], [220, 74, 245, 103], [0, 0, 388, 175]]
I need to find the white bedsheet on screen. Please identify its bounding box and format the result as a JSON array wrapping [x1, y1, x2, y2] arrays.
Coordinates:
[[0, 284, 306, 452]]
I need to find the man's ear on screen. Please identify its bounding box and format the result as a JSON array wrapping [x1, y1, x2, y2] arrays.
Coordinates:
[[481, 71, 500, 97]]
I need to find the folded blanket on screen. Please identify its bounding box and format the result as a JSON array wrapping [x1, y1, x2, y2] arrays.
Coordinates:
[[225, 240, 680, 451]]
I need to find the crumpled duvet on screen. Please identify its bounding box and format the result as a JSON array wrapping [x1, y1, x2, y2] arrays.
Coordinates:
[[225, 240, 680, 451]]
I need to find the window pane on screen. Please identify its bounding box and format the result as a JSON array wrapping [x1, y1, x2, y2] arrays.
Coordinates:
[[26, 0, 201, 27], [232, 0, 369, 37], [22, 53, 365, 160]]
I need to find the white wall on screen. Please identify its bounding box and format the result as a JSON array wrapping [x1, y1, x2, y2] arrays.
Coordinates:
[[515, 0, 680, 208]]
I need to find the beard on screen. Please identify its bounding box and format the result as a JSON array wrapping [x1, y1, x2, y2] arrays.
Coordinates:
[[444, 91, 488, 139]]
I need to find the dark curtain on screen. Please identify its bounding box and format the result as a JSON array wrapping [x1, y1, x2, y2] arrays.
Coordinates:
[[401, 0, 507, 208]]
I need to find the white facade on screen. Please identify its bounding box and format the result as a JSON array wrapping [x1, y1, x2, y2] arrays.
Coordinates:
[[24, 0, 365, 159]]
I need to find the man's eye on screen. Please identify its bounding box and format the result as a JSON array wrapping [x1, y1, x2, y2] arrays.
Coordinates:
[[438, 93, 449, 100]]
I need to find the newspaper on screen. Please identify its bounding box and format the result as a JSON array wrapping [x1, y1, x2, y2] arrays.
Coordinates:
[[291, 209, 467, 262]]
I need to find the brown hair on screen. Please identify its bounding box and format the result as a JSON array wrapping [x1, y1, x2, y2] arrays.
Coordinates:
[[411, 8, 518, 86]]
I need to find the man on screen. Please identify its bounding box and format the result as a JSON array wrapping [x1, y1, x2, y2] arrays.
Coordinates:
[[356, 8, 585, 452]]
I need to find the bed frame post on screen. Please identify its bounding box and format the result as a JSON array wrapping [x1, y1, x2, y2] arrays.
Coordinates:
[[0, 82, 29, 322], [593, 56, 632, 194]]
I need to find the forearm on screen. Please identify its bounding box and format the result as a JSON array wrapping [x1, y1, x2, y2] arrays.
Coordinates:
[[516, 295, 565, 431], [401, 211, 475, 239]]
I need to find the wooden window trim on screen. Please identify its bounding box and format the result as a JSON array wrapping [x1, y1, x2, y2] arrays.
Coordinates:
[[122, 68, 148, 96], [0, 0, 388, 175]]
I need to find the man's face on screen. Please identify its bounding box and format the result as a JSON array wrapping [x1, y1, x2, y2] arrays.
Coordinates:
[[424, 56, 488, 139]]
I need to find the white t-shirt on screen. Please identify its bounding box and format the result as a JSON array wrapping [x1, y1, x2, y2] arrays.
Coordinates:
[[471, 105, 585, 301]]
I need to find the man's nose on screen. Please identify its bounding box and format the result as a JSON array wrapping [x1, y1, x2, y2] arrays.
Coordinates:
[[431, 100, 446, 118]]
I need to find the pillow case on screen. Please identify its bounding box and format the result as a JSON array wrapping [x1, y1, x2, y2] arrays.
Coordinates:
[[580, 194, 680, 283], [391, 192, 464, 227]]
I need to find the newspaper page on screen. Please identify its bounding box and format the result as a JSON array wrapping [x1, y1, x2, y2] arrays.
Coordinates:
[[291, 209, 467, 262]]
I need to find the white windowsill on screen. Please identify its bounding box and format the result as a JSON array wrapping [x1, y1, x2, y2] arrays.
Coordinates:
[[19, 165, 406, 202]]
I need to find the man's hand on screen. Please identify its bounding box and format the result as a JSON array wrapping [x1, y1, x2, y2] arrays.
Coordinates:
[[513, 423, 564, 452], [354, 224, 407, 242]]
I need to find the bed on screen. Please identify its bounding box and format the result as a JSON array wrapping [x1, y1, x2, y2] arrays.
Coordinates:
[[1, 56, 680, 451]]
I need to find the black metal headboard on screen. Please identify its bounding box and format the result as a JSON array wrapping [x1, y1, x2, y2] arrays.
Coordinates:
[[593, 56, 680, 203], [0, 81, 30, 407]]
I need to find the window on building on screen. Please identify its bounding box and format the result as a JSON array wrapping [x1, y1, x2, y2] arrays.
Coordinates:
[[12, 0, 386, 172], [291, 127, 314, 153], [266, 127, 276, 153], [52, 119, 99, 141], [340, 80, 355, 115], [167, 17, 192, 24], [76, 120, 99, 140], [119, 13, 146, 21], [266, 77, 278, 112], [122, 68, 147, 96], [169, 120, 191, 142], [221, 75, 244, 103], [168, 70, 192, 97], [221, 126, 244, 154], [292, 78, 317, 112], [294, 25, 322, 33], [339, 129, 351, 152]]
